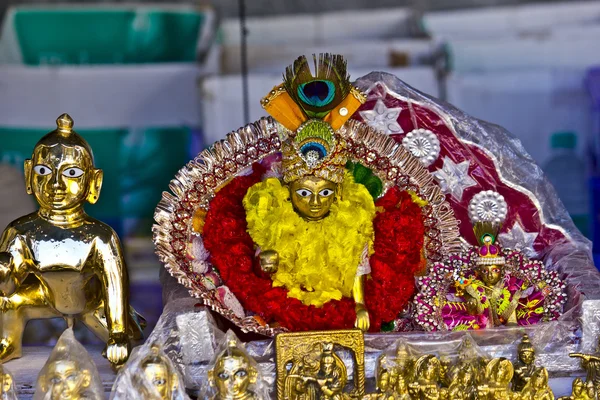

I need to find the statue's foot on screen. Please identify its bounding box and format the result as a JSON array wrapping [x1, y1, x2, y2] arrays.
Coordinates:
[[0, 337, 20, 362]]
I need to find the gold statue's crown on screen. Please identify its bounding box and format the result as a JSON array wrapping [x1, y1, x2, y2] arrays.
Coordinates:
[[261, 54, 366, 184], [227, 338, 238, 349], [56, 113, 74, 135], [280, 120, 348, 184], [322, 342, 334, 355], [518, 334, 534, 354], [474, 222, 505, 266]]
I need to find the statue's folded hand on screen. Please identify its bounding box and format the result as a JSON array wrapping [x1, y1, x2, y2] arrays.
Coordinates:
[[354, 303, 370, 332], [106, 333, 130, 366], [259, 250, 279, 274]]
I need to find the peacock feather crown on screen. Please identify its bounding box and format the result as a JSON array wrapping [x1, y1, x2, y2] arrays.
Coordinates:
[[261, 54, 366, 183]]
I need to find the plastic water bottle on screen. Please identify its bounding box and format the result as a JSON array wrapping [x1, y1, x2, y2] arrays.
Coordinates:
[[543, 132, 589, 237]]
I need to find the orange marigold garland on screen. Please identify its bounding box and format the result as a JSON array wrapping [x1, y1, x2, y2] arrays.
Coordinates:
[[202, 162, 425, 332]]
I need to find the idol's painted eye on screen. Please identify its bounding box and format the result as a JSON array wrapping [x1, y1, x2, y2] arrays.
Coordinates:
[[154, 378, 166, 385], [62, 167, 84, 178], [235, 370, 248, 378], [33, 165, 52, 176], [319, 189, 334, 197], [67, 374, 78, 382], [218, 372, 229, 380], [295, 189, 312, 197]]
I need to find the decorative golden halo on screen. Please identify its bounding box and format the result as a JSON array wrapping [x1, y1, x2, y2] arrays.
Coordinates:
[[152, 117, 461, 335]]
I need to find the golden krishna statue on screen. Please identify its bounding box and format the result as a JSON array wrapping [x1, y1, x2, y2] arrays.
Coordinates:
[[0, 114, 144, 366]]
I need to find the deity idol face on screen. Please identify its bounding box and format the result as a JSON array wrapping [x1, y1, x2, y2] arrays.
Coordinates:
[[321, 355, 336, 376], [28, 143, 93, 211], [419, 357, 440, 382], [0, 372, 12, 395], [290, 176, 337, 221], [572, 378, 583, 396], [519, 349, 535, 365], [377, 371, 390, 391], [586, 381, 595, 397], [493, 362, 512, 384], [214, 356, 253, 398], [478, 264, 502, 286], [46, 360, 90, 400], [143, 362, 171, 399]]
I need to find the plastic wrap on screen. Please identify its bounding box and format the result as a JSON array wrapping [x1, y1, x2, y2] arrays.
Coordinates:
[[200, 330, 270, 399], [110, 341, 189, 400], [34, 328, 104, 400]]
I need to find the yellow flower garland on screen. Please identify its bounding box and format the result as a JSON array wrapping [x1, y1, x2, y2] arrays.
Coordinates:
[[243, 172, 376, 307]]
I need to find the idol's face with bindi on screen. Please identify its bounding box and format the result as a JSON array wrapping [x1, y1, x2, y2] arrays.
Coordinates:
[[31, 144, 92, 211], [290, 176, 336, 221], [478, 264, 502, 286], [46, 361, 88, 400], [519, 350, 535, 365], [320, 356, 335, 376], [214, 356, 252, 398], [143, 362, 171, 399]]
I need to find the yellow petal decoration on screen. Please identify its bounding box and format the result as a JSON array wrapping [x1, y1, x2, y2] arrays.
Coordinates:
[[243, 173, 376, 307]]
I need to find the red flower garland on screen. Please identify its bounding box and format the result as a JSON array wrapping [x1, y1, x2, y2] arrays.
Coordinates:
[[202, 164, 425, 331]]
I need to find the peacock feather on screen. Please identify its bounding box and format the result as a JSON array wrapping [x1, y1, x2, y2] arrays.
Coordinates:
[[283, 53, 351, 119], [294, 119, 336, 167]]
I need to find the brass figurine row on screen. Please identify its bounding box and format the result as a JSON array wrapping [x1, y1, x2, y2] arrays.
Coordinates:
[[271, 331, 555, 400], [22, 324, 600, 399]]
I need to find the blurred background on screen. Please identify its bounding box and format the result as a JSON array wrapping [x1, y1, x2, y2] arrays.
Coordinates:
[[0, 0, 598, 343]]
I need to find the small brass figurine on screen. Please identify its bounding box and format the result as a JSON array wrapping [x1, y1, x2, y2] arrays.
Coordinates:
[[408, 355, 445, 400], [0, 365, 17, 400], [141, 345, 183, 400], [364, 360, 401, 400], [477, 358, 515, 400], [448, 363, 477, 400], [395, 372, 411, 400], [570, 345, 600, 396], [110, 342, 188, 400], [35, 328, 103, 400], [512, 334, 536, 392], [208, 333, 263, 400], [285, 342, 348, 400], [463, 227, 520, 328], [519, 367, 554, 400], [0, 114, 144, 366], [394, 340, 416, 384], [558, 378, 595, 400], [276, 330, 365, 399], [439, 356, 453, 388]]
